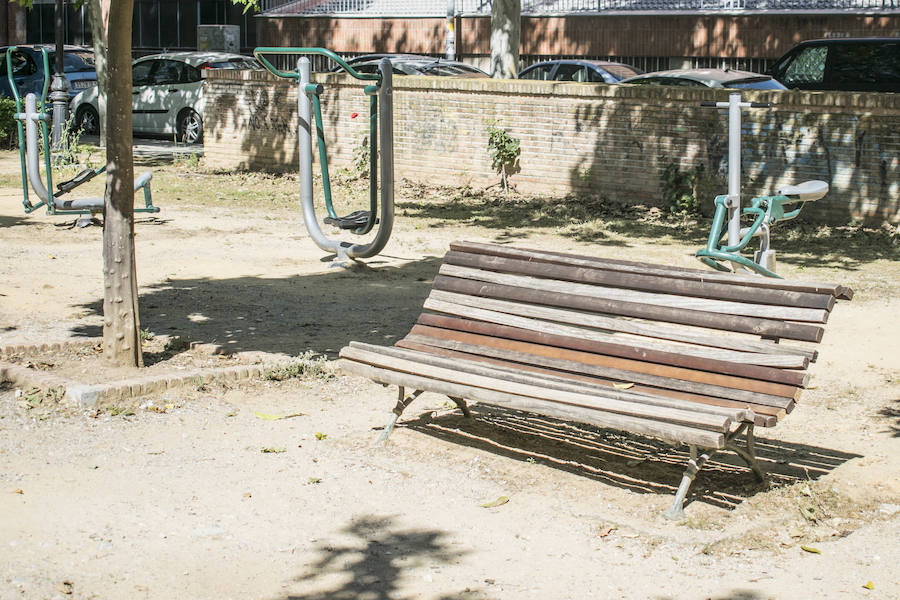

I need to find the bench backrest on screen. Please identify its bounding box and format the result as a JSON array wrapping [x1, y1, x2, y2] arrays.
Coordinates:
[[394, 241, 852, 431]]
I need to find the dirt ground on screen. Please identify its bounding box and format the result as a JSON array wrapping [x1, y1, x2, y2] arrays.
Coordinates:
[[1, 149, 899, 600]]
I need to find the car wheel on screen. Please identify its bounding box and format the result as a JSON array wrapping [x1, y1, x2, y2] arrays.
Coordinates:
[[177, 109, 203, 144], [75, 105, 100, 136]]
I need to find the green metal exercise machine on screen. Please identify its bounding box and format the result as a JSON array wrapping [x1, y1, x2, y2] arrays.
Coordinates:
[[254, 47, 394, 262], [696, 93, 828, 278], [5, 47, 159, 226]]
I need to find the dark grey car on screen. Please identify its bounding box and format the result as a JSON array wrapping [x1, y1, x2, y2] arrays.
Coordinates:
[[1, 45, 97, 100], [769, 38, 900, 93]]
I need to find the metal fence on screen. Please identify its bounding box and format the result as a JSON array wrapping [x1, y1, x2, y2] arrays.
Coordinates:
[[261, 0, 899, 15]]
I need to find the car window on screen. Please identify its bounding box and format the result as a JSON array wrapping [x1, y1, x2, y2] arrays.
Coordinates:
[[555, 64, 585, 82], [520, 65, 553, 81], [183, 63, 202, 83], [4, 51, 37, 77], [829, 42, 900, 90], [781, 46, 827, 85], [602, 65, 642, 81], [152, 60, 184, 85], [132, 60, 156, 86]]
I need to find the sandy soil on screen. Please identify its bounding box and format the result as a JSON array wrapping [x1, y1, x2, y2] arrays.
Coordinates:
[[1, 151, 899, 600]]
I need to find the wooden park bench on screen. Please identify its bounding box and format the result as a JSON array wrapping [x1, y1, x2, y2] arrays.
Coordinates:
[[337, 241, 853, 519]]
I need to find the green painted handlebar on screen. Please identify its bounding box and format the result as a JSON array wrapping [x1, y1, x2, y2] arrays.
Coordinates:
[[253, 47, 381, 82]]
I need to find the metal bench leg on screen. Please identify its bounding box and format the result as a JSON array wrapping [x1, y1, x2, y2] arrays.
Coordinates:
[[377, 386, 423, 445], [664, 445, 714, 521], [724, 423, 766, 482], [448, 396, 472, 418]]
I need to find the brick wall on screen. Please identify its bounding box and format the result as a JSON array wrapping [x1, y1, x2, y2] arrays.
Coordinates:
[[257, 14, 900, 60], [203, 70, 900, 225]]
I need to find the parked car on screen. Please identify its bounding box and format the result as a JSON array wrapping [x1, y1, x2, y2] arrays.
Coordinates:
[[518, 59, 643, 83], [621, 68, 787, 90], [70, 51, 261, 144], [339, 54, 489, 78], [0, 45, 97, 100], [769, 38, 900, 93]]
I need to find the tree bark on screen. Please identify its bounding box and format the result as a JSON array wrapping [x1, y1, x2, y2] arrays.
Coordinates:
[[102, 0, 142, 367], [85, 0, 109, 146], [490, 0, 520, 79]]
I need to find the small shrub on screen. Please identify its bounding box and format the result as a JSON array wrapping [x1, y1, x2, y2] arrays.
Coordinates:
[[350, 135, 370, 179], [264, 350, 332, 382], [662, 162, 700, 214], [486, 122, 521, 194], [0, 98, 18, 150]]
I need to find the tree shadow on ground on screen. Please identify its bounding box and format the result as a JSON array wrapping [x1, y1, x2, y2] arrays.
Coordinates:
[[280, 515, 482, 600], [401, 405, 861, 513], [878, 398, 900, 438], [658, 592, 764, 600], [395, 183, 898, 271], [0, 214, 33, 228], [71, 256, 443, 358]]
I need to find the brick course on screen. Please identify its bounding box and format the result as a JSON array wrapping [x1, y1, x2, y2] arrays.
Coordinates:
[[203, 70, 900, 225]]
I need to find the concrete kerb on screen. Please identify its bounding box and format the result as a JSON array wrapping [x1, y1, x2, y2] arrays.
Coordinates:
[[0, 339, 278, 409]]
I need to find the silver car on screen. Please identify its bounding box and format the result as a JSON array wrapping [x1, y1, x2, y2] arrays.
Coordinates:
[[70, 51, 260, 144], [621, 68, 787, 90]]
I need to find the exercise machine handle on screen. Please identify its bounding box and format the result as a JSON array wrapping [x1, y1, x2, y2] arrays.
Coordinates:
[[699, 101, 772, 108], [254, 47, 380, 82]]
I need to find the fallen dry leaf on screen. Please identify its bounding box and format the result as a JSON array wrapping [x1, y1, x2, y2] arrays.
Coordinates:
[[480, 495, 509, 508], [597, 526, 616, 538], [800, 545, 821, 554], [613, 382, 635, 390], [13, 489, 24, 495]]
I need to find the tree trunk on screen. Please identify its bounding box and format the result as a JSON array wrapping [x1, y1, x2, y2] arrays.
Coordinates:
[[490, 0, 520, 79], [85, 0, 109, 146], [102, 0, 142, 367]]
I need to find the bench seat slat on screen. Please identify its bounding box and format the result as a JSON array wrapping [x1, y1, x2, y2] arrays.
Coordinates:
[[351, 342, 756, 423], [428, 289, 817, 360], [424, 296, 809, 369], [445, 250, 836, 311], [405, 330, 797, 409], [396, 339, 785, 426], [337, 358, 727, 449], [434, 275, 825, 343], [441, 265, 830, 324], [450, 241, 854, 300], [342, 345, 737, 431], [417, 314, 809, 388]]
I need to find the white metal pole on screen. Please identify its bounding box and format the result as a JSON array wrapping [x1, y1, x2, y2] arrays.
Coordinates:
[[727, 92, 742, 248]]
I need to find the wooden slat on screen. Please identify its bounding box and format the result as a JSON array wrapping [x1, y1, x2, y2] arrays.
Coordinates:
[[342, 345, 736, 431], [445, 250, 836, 311], [337, 358, 727, 449], [451, 241, 854, 300], [428, 289, 817, 360], [396, 339, 782, 426], [351, 341, 754, 424], [405, 329, 798, 407], [435, 274, 825, 343], [440, 264, 830, 323], [425, 295, 809, 369], [417, 314, 809, 388]]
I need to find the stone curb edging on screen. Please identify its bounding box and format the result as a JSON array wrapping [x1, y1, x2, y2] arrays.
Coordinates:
[[0, 337, 103, 358], [1, 360, 270, 409]]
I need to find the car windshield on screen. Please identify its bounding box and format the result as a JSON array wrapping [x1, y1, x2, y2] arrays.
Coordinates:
[[419, 63, 484, 77], [48, 51, 95, 72], [729, 78, 786, 90], [602, 65, 642, 80], [205, 58, 260, 70]]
